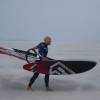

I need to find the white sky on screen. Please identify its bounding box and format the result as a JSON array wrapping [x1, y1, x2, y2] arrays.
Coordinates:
[[0, 0, 99, 43]]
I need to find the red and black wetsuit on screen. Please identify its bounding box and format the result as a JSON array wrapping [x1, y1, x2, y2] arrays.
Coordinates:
[[28, 42, 49, 89]]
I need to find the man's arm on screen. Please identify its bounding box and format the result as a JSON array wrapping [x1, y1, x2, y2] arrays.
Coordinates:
[[32, 46, 47, 60]]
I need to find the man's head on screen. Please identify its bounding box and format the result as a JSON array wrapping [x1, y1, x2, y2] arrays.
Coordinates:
[[44, 36, 52, 45]]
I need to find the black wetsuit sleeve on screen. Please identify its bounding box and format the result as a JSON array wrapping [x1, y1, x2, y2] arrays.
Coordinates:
[[35, 43, 41, 49]]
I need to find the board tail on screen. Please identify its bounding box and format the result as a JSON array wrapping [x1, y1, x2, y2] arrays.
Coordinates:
[[23, 61, 49, 74]]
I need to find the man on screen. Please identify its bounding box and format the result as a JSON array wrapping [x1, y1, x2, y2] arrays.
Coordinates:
[[27, 36, 52, 90]]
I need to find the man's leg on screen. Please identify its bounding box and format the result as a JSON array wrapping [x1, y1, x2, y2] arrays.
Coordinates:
[[44, 74, 49, 89], [27, 72, 39, 90]]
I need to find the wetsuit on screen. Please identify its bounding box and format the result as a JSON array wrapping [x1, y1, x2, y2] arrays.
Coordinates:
[[28, 42, 49, 88]]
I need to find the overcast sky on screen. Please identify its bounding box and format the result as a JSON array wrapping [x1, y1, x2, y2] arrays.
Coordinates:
[[0, 0, 99, 43]]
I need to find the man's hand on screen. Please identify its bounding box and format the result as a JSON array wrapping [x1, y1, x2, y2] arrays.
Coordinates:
[[42, 57, 49, 61], [32, 47, 37, 54]]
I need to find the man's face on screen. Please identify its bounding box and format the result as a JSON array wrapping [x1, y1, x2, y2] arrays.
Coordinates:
[[45, 38, 51, 45]]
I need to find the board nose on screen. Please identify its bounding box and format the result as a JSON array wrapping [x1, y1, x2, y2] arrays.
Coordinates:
[[92, 61, 97, 67]]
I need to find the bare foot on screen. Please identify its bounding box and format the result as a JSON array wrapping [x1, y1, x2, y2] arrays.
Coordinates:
[[46, 87, 53, 91], [27, 86, 33, 91]]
